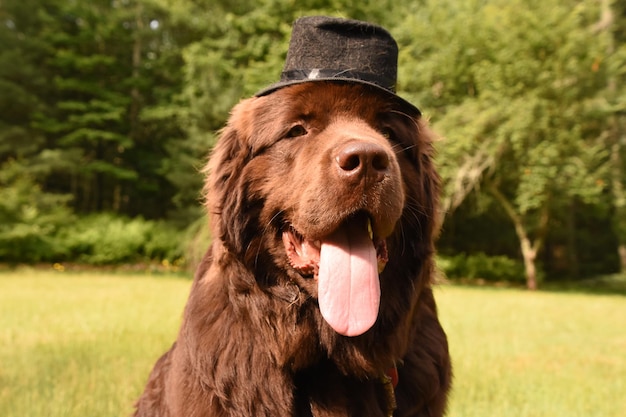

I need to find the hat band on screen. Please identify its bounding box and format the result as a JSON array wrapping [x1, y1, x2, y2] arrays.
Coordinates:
[[281, 69, 396, 93]]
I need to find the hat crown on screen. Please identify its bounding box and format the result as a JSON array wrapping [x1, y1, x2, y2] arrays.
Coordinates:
[[255, 16, 420, 116], [282, 16, 398, 92]]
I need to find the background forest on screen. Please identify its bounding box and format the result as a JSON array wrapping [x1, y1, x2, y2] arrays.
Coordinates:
[[1, 0, 625, 289]]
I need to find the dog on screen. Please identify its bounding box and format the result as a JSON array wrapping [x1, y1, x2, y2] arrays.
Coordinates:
[[134, 81, 451, 417]]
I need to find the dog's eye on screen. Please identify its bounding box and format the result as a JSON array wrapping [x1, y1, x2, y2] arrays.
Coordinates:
[[286, 124, 308, 138], [380, 127, 395, 141]]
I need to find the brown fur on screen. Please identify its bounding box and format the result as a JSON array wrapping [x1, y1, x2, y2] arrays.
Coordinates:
[[134, 82, 451, 417]]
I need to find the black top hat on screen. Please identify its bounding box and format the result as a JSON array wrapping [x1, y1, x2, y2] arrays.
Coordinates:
[[255, 16, 420, 116]]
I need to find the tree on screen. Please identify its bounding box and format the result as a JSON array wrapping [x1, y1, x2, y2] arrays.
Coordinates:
[[595, 0, 626, 273], [0, 0, 206, 220], [0, 0, 59, 166], [0, 159, 74, 262], [398, 0, 612, 289]]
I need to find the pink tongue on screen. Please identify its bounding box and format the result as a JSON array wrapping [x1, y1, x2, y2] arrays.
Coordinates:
[[318, 218, 380, 337]]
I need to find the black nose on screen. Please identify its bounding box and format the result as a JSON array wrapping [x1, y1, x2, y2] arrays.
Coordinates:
[[335, 141, 390, 183]]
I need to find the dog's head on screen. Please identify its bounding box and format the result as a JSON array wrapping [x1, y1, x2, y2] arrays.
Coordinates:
[[205, 82, 440, 340]]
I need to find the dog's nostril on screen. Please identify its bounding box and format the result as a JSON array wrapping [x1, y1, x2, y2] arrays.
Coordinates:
[[372, 152, 390, 171], [336, 142, 390, 179], [338, 153, 362, 171]]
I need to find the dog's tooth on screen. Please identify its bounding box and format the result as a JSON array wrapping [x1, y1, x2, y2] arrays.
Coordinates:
[[367, 218, 373, 240]]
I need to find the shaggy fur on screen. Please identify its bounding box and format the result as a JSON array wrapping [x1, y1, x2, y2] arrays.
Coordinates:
[[134, 82, 451, 417]]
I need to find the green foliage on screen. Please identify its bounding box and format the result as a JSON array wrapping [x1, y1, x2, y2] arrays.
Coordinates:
[[57, 214, 185, 265], [1, 0, 625, 278], [1, 0, 204, 218], [438, 253, 527, 283], [398, 0, 625, 284], [0, 178, 187, 263], [0, 160, 74, 263], [400, 0, 611, 211]]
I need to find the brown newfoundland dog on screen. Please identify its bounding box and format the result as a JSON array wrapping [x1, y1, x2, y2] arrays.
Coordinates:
[[134, 81, 451, 416], [135, 16, 450, 417]]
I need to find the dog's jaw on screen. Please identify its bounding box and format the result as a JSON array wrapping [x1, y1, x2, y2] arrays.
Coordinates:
[[282, 226, 321, 276], [281, 213, 391, 336], [282, 214, 389, 278]]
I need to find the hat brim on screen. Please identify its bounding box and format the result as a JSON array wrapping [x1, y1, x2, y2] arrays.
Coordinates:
[[255, 78, 421, 117]]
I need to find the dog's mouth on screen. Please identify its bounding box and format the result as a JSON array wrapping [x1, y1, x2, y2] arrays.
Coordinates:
[[282, 212, 389, 337]]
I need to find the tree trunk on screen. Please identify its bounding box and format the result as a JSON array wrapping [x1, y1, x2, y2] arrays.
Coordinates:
[[565, 199, 579, 278], [488, 184, 547, 290], [520, 236, 538, 290]]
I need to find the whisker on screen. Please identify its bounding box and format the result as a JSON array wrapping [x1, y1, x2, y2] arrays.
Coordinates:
[[392, 143, 418, 154], [267, 210, 285, 227]]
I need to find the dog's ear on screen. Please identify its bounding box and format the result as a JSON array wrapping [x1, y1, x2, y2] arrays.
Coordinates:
[[204, 99, 258, 256]]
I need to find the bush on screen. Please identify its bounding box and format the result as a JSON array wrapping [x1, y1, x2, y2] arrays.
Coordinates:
[[181, 216, 211, 271], [143, 221, 187, 263], [0, 161, 74, 263], [0, 160, 193, 267], [58, 214, 186, 265], [438, 252, 527, 283]]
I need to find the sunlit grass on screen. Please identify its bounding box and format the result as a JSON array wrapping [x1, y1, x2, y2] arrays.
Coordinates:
[[0, 269, 191, 417], [0, 269, 624, 417], [436, 285, 626, 417]]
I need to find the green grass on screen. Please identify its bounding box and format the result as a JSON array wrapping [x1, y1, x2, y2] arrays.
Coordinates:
[[0, 269, 191, 417], [1, 269, 624, 417], [437, 285, 626, 417]]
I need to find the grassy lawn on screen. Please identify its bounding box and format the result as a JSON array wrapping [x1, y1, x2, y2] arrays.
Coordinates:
[[437, 285, 625, 417], [0, 269, 624, 417], [0, 269, 191, 417]]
